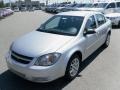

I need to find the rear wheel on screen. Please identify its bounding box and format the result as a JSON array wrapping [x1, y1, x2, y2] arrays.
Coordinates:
[[118, 21, 120, 28], [103, 34, 110, 48], [65, 54, 81, 80]]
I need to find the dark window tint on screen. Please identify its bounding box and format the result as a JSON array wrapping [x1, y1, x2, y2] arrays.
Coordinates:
[[38, 15, 84, 36], [117, 2, 120, 7], [92, 3, 98, 7], [93, 3, 108, 8], [86, 15, 96, 29], [106, 3, 115, 8], [96, 14, 106, 26]]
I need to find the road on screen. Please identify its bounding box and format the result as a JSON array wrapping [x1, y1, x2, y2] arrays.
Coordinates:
[[0, 11, 120, 90]]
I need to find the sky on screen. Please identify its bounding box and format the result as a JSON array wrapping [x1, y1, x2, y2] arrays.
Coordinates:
[[3, 0, 120, 4]]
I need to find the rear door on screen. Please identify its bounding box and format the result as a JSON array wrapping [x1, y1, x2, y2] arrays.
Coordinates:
[[95, 14, 108, 46]]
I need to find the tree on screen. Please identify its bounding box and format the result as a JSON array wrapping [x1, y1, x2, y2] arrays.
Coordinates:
[[0, 0, 4, 8]]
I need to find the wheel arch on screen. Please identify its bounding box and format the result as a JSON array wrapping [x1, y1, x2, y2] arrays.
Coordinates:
[[70, 51, 82, 61], [65, 50, 83, 72], [108, 30, 111, 35]]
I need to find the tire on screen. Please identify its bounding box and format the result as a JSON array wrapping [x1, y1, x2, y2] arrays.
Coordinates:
[[103, 34, 110, 48], [118, 21, 120, 28], [65, 54, 81, 81]]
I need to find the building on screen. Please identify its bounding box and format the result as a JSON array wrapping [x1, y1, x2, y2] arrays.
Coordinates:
[[0, 0, 4, 8], [15, 0, 44, 9]]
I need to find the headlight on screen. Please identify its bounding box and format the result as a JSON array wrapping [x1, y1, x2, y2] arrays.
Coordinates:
[[8, 42, 13, 55], [34, 53, 61, 66], [10, 42, 14, 51]]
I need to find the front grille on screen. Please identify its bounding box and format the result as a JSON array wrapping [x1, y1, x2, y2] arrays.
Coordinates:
[[11, 51, 34, 64]]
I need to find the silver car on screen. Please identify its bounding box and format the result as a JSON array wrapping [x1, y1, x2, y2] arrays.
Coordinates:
[[105, 13, 120, 27], [81, 1, 120, 14], [6, 11, 111, 83]]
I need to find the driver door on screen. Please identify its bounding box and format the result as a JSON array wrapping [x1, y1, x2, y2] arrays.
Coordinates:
[[84, 15, 99, 57]]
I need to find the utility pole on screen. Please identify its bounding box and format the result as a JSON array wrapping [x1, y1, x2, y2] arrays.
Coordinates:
[[0, 0, 4, 7], [46, 0, 48, 5]]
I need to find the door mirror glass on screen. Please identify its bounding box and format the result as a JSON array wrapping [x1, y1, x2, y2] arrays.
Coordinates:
[[84, 29, 96, 36]]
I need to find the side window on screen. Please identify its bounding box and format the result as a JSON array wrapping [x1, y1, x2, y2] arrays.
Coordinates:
[[96, 14, 106, 26], [106, 3, 115, 9], [85, 15, 97, 30], [117, 2, 120, 7]]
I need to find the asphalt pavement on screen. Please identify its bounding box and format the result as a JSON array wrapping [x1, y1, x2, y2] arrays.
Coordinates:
[[0, 11, 120, 90]]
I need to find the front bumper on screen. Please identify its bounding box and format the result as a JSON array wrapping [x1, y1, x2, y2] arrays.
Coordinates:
[[107, 17, 120, 26], [6, 53, 65, 83], [111, 20, 119, 26]]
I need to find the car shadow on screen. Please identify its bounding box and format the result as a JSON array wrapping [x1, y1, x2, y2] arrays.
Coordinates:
[[112, 25, 120, 29], [0, 46, 106, 90]]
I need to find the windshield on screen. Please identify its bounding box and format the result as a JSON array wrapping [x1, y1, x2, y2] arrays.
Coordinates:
[[92, 3, 108, 8], [37, 15, 84, 36]]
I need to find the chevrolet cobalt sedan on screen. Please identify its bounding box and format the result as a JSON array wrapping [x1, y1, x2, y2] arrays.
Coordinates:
[[6, 11, 111, 83]]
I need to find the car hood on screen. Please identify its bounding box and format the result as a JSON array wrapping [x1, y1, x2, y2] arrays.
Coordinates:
[[12, 31, 74, 57], [105, 13, 120, 17]]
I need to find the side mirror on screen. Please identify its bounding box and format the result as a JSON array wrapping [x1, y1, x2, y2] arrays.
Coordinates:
[[84, 29, 96, 36]]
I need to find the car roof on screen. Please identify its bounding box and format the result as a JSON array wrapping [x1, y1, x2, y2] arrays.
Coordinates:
[[57, 11, 101, 17]]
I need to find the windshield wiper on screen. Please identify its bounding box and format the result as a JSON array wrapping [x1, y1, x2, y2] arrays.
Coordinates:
[[37, 28, 76, 36]]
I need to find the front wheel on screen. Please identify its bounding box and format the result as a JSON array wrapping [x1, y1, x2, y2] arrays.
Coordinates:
[[65, 54, 81, 80]]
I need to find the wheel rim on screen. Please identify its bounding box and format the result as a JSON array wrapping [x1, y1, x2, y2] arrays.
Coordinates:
[[106, 35, 110, 46], [69, 58, 80, 77]]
